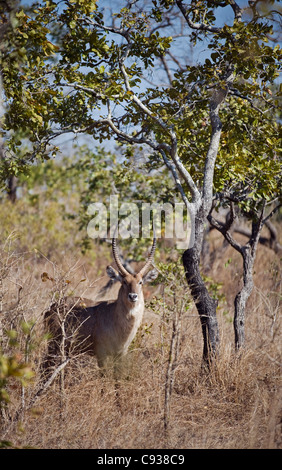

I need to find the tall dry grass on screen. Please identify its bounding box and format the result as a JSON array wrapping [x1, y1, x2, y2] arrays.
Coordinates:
[[0, 204, 281, 449]]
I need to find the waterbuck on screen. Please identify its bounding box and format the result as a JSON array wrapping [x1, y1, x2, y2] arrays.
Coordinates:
[[44, 236, 157, 372]]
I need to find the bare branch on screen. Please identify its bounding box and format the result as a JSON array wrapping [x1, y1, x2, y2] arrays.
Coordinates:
[[208, 202, 243, 253], [159, 148, 192, 212], [57, 82, 104, 99], [2, 358, 71, 437], [202, 69, 235, 215], [167, 51, 186, 72], [176, 0, 221, 33], [119, 59, 171, 135], [168, 134, 201, 207], [32, 359, 71, 404], [229, 0, 242, 21], [262, 202, 282, 225], [160, 55, 173, 86], [229, 89, 276, 117], [234, 222, 282, 254], [77, 16, 129, 39], [104, 100, 158, 149]]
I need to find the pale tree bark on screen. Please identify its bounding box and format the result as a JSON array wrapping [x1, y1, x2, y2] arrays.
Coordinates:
[[52, 0, 244, 365], [76, 4, 238, 366], [234, 215, 265, 350], [233, 244, 255, 350], [181, 73, 234, 363], [208, 201, 277, 350]]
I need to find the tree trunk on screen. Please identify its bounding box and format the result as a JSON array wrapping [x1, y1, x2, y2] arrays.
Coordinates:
[[182, 213, 219, 365], [7, 175, 18, 203], [233, 246, 254, 350], [233, 217, 264, 350]]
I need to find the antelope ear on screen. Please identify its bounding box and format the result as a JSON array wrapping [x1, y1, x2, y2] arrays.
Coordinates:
[[106, 265, 123, 282], [143, 268, 158, 284]]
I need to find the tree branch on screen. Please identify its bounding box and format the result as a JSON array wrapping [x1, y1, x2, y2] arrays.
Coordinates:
[[234, 222, 282, 254], [104, 100, 158, 149], [202, 71, 234, 215], [168, 134, 201, 207], [208, 202, 243, 253], [229, 89, 274, 117], [159, 148, 192, 212], [176, 0, 221, 33], [160, 54, 173, 86], [77, 16, 129, 39], [262, 202, 282, 225], [229, 0, 242, 21], [119, 58, 170, 135]]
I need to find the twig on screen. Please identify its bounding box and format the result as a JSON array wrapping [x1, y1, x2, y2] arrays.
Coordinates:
[[164, 300, 183, 432], [2, 359, 70, 439]]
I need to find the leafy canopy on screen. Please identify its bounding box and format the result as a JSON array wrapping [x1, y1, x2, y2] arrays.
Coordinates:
[[1, 0, 281, 210]]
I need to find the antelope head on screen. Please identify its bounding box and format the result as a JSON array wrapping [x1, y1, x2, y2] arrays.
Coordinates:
[[106, 236, 157, 307]]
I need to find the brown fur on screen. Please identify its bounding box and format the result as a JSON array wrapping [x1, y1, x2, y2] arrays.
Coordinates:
[[44, 244, 157, 371]]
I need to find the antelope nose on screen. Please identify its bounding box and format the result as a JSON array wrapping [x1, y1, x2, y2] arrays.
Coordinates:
[[128, 293, 138, 302]]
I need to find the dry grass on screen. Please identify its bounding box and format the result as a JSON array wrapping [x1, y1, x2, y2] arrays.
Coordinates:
[[0, 214, 281, 449]]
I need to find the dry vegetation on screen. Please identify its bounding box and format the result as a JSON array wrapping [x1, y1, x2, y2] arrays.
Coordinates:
[[0, 199, 281, 449]]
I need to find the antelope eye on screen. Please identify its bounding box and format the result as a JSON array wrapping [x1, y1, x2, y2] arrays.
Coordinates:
[[139, 280, 143, 285]]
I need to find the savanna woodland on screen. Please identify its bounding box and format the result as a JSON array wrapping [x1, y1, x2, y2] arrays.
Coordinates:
[[0, 0, 281, 449]]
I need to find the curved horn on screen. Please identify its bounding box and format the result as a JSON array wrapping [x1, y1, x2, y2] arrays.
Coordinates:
[[112, 237, 130, 277], [138, 236, 156, 276]]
